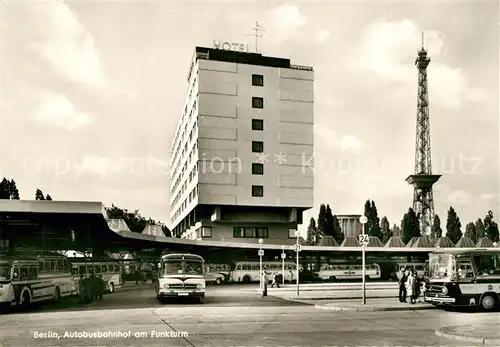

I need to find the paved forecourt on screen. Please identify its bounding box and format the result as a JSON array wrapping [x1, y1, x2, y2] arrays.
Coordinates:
[[1, 285, 497, 346]]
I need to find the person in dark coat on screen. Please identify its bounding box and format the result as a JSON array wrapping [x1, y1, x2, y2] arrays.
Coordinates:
[[94, 274, 105, 301], [398, 267, 408, 303]]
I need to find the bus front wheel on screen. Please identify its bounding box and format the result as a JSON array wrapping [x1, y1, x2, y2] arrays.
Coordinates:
[[53, 287, 60, 302], [109, 283, 115, 293], [480, 294, 497, 311], [20, 291, 31, 310]]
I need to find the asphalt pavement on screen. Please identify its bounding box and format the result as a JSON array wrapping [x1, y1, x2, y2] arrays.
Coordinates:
[[0, 285, 497, 346]]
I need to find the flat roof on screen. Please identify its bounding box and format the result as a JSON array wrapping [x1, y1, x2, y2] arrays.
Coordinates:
[[195, 46, 313, 71], [1, 200, 498, 253]]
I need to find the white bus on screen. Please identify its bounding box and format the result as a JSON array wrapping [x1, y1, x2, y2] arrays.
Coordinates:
[[71, 261, 123, 294], [424, 249, 500, 310], [0, 252, 74, 311], [155, 253, 205, 303], [204, 263, 231, 285], [315, 263, 381, 281], [231, 261, 297, 283]]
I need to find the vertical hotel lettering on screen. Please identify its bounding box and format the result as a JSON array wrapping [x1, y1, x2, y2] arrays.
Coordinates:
[[213, 40, 249, 53]]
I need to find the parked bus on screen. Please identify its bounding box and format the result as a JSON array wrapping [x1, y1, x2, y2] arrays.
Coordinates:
[[315, 263, 381, 281], [155, 253, 205, 303], [71, 261, 123, 294], [204, 263, 231, 285], [0, 251, 73, 311], [231, 261, 297, 283], [424, 249, 500, 310]]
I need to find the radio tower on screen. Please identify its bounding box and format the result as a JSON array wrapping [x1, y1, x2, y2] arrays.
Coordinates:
[[405, 34, 442, 236]]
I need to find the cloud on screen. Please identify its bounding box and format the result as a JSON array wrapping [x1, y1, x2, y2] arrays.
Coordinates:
[[340, 135, 364, 151], [34, 94, 92, 130], [446, 190, 472, 206], [349, 19, 486, 109], [29, 0, 106, 87], [271, 4, 307, 28], [316, 30, 330, 44]]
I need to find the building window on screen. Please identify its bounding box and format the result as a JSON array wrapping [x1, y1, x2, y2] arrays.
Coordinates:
[[257, 227, 268, 238], [252, 74, 264, 87], [201, 227, 212, 238], [252, 141, 264, 153], [233, 227, 268, 238], [245, 227, 256, 238], [252, 185, 263, 197], [252, 97, 264, 109], [252, 163, 264, 175], [288, 229, 298, 239], [252, 119, 263, 131], [233, 227, 245, 238]]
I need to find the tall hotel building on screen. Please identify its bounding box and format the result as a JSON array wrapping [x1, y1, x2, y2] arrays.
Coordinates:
[[169, 46, 314, 245]]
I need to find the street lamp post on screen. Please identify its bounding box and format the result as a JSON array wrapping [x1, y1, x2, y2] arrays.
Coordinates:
[[359, 215, 368, 305], [281, 245, 285, 285], [258, 238, 264, 290], [295, 230, 300, 296]]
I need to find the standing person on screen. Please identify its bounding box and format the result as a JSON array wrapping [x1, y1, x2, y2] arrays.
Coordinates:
[[271, 272, 280, 288], [407, 270, 417, 304], [398, 267, 407, 303]]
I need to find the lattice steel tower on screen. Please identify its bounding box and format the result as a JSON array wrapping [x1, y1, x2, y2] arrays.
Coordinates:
[[406, 37, 442, 236]]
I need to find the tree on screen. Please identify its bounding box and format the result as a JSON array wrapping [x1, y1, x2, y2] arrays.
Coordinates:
[[0, 178, 8, 199], [316, 204, 327, 241], [445, 206, 462, 244], [363, 199, 382, 240], [402, 207, 420, 245], [8, 180, 19, 199], [380, 216, 391, 244], [35, 189, 45, 200], [431, 215, 443, 240], [332, 215, 343, 244], [105, 204, 170, 235], [306, 217, 317, 246], [484, 210, 499, 243], [475, 218, 486, 239], [46, 194, 52, 201], [0, 178, 20, 199], [323, 205, 334, 237], [391, 223, 402, 238], [369, 201, 382, 240], [464, 222, 477, 243]]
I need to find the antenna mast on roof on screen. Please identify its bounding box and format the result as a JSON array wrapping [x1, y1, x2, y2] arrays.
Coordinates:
[[247, 21, 265, 53]]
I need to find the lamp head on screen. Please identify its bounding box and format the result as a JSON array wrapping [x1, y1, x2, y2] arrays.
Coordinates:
[[258, 238, 264, 244]]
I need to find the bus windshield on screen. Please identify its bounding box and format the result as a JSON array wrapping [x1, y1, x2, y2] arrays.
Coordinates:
[[0, 263, 11, 281], [429, 253, 456, 280], [162, 260, 203, 276]]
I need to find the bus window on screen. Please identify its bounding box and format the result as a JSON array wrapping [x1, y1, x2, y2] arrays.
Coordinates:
[[457, 260, 474, 278], [72, 267, 78, 275], [101, 265, 107, 273], [29, 264, 38, 278], [95, 265, 102, 273], [87, 266, 94, 274], [20, 265, 29, 279], [115, 265, 120, 272], [79, 266, 86, 276], [57, 260, 64, 271]]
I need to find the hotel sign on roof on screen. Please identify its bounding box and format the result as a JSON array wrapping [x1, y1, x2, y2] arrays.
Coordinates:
[[213, 40, 249, 53]]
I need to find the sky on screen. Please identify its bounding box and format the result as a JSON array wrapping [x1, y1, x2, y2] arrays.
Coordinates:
[[1, 0, 499, 236]]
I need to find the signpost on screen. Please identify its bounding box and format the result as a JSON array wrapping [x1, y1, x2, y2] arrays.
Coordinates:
[[258, 238, 264, 290], [294, 231, 301, 296], [359, 215, 368, 305], [281, 246, 286, 285]]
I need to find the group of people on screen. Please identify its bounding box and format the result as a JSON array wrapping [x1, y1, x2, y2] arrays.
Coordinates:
[[78, 273, 105, 304], [398, 267, 424, 304]]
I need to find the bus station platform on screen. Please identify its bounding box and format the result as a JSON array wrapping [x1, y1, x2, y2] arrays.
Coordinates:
[[435, 324, 500, 345], [314, 298, 437, 312]]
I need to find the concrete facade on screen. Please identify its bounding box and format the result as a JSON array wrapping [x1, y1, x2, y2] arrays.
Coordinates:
[[169, 47, 314, 244]]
